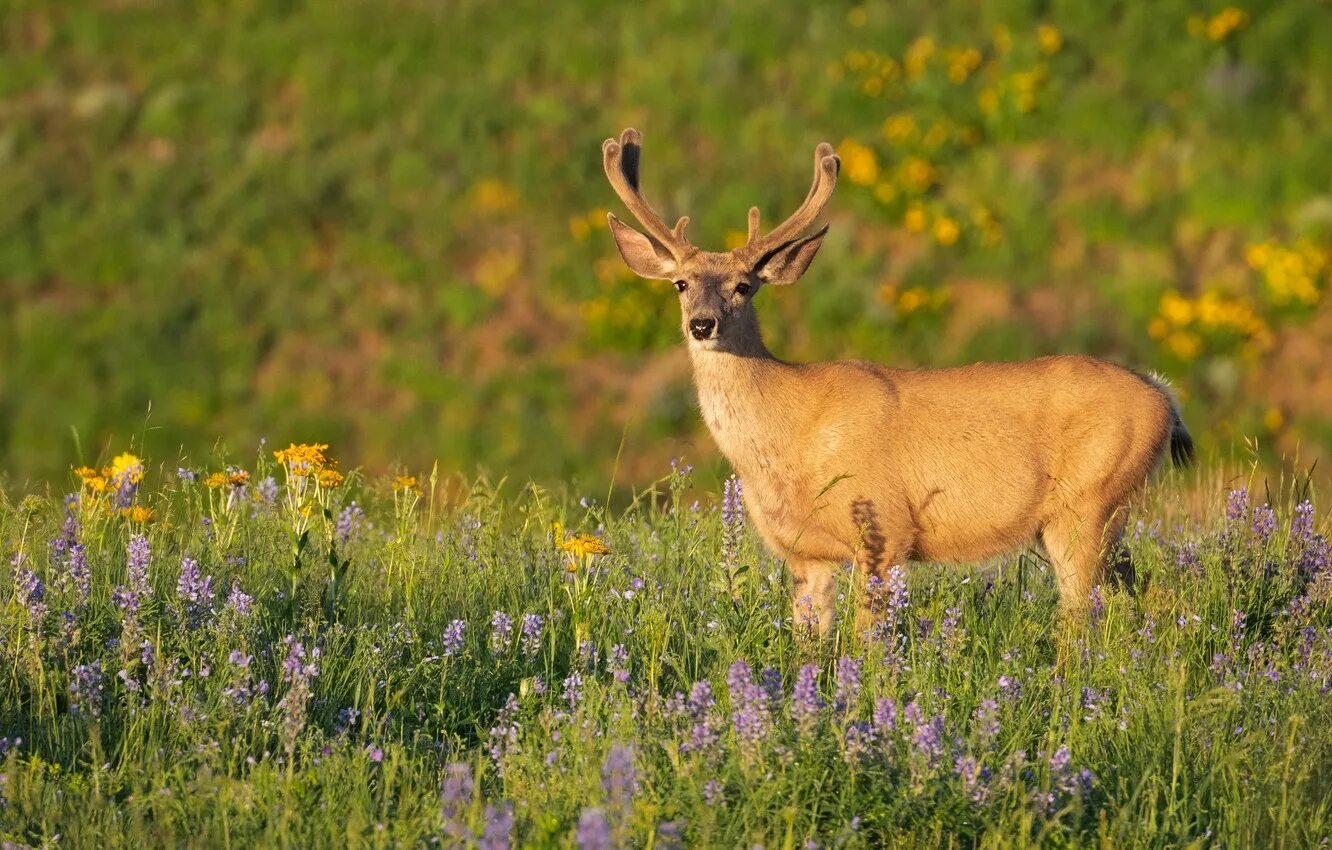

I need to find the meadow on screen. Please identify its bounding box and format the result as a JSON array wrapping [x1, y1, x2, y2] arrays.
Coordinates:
[[1, 445, 1330, 847], [3, 0, 1332, 492]]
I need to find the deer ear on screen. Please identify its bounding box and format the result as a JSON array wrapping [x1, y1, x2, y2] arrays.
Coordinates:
[[608, 214, 678, 280], [751, 224, 828, 286]]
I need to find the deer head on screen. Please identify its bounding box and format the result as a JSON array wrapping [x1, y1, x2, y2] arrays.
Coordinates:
[[603, 128, 840, 351]]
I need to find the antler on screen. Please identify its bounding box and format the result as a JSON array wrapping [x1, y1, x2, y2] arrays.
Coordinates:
[[742, 142, 840, 260], [602, 128, 692, 256]]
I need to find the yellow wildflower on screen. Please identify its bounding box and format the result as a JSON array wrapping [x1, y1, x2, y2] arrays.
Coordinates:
[[392, 475, 419, 493], [569, 216, 591, 241], [904, 35, 935, 78], [1036, 24, 1063, 55], [274, 443, 329, 474], [903, 205, 929, 233], [897, 287, 928, 314], [1166, 331, 1202, 361], [901, 157, 936, 190], [111, 452, 145, 485], [121, 505, 156, 523], [204, 471, 228, 489], [836, 139, 879, 186], [933, 216, 960, 246], [556, 528, 611, 558], [317, 468, 345, 489], [873, 182, 897, 204], [228, 470, 251, 489], [1159, 291, 1195, 326], [1205, 7, 1248, 42], [882, 114, 917, 145], [846, 6, 867, 27], [978, 88, 1000, 115], [1263, 407, 1284, 431]]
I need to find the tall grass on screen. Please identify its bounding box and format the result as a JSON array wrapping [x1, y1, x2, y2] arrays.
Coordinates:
[[1, 448, 1330, 847]]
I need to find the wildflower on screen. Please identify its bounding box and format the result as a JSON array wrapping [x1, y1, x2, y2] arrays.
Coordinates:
[[69, 661, 104, 718], [224, 580, 254, 618], [176, 557, 215, 628], [574, 807, 611, 850], [834, 656, 862, 715], [317, 468, 344, 489], [955, 755, 992, 804], [278, 635, 320, 758], [906, 700, 945, 769], [998, 675, 1021, 702], [1036, 23, 1063, 54], [479, 803, 515, 850], [443, 620, 467, 658], [273, 443, 329, 475], [1088, 586, 1105, 626], [601, 743, 638, 812], [120, 505, 156, 523], [682, 680, 720, 754], [608, 643, 630, 684], [442, 762, 474, 840], [520, 613, 544, 658], [727, 661, 771, 762], [490, 611, 514, 654], [872, 697, 898, 736], [932, 216, 960, 246], [562, 671, 585, 711], [790, 664, 823, 739], [13, 553, 47, 634], [488, 694, 521, 769], [555, 524, 612, 559], [1225, 488, 1249, 524], [844, 721, 877, 764], [392, 475, 419, 493], [110, 452, 145, 508], [336, 502, 367, 545], [702, 779, 724, 805], [253, 476, 279, 507], [722, 476, 744, 567], [973, 699, 1000, 747], [1251, 504, 1277, 541], [177, 467, 198, 482]]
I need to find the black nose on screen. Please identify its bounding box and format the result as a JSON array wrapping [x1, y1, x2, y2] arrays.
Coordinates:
[[689, 317, 717, 340]]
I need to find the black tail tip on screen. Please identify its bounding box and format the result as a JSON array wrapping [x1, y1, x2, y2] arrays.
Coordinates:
[[1170, 426, 1195, 467]]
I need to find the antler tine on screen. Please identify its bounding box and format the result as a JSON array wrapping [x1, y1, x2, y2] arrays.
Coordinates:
[[744, 142, 840, 257], [602, 128, 691, 254]]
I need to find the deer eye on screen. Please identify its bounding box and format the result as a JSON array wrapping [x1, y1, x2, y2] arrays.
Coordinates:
[[674, 280, 688, 293], [735, 282, 752, 297]]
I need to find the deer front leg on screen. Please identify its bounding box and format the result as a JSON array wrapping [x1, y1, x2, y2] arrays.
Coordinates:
[[789, 557, 838, 637]]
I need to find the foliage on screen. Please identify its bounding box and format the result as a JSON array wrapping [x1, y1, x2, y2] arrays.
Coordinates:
[[2, 1, 1332, 489], [2, 447, 1331, 846]]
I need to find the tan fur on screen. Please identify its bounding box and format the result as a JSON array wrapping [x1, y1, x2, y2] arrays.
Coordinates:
[[601, 129, 1191, 634]]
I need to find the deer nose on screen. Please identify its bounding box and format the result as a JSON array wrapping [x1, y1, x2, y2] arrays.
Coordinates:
[[689, 317, 717, 340]]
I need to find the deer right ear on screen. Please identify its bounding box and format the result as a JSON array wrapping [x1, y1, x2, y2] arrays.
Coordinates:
[[608, 214, 678, 280]]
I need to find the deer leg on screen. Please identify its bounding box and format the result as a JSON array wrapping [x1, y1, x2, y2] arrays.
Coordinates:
[[789, 557, 838, 637], [1040, 503, 1131, 610]]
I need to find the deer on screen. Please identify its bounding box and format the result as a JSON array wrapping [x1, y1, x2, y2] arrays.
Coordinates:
[[600, 128, 1194, 635]]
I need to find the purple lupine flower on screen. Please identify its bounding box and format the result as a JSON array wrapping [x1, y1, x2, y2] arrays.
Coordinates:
[[520, 614, 544, 658], [1252, 504, 1277, 541], [834, 656, 862, 715], [760, 666, 783, 709], [608, 644, 630, 685], [176, 557, 215, 628], [177, 467, 199, 482], [442, 762, 474, 841], [655, 820, 684, 850], [601, 743, 638, 812], [869, 564, 910, 650], [1293, 500, 1316, 544], [727, 661, 772, 761], [722, 475, 744, 567], [12, 553, 46, 633], [562, 671, 584, 711], [224, 581, 253, 618], [790, 664, 823, 739], [938, 606, 964, 657], [906, 700, 945, 769], [872, 697, 898, 736], [1225, 489, 1249, 524], [702, 779, 724, 805], [488, 693, 521, 769], [278, 635, 320, 758], [683, 680, 719, 754], [114, 534, 153, 620], [1176, 541, 1202, 575], [1080, 687, 1105, 720], [997, 675, 1022, 702], [337, 502, 366, 545], [489, 611, 514, 655], [954, 755, 992, 804], [1088, 586, 1105, 626], [479, 803, 515, 850], [442, 620, 466, 658], [973, 699, 1000, 747], [844, 721, 877, 764], [576, 640, 599, 671], [1048, 745, 1095, 799], [574, 807, 611, 850], [69, 661, 104, 717]]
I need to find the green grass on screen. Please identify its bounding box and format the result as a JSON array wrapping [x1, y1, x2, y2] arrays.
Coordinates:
[[3, 0, 1332, 491], [2, 450, 1330, 847]]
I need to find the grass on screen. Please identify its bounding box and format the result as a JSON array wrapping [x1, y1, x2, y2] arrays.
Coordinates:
[[2, 446, 1330, 847]]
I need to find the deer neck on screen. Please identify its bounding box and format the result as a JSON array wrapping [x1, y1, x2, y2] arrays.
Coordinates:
[[688, 321, 799, 478]]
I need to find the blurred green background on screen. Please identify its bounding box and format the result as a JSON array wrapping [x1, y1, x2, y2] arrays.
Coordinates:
[[2, 0, 1330, 492]]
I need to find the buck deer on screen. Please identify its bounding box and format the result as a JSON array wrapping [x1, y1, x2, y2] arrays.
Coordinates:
[[601, 128, 1193, 634]]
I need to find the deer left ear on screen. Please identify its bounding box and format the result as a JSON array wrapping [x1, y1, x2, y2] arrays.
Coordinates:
[[751, 224, 829, 286]]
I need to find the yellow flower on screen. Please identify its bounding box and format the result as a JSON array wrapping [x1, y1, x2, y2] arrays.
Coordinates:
[[882, 113, 917, 145], [569, 216, 591, 241], [205, 471, 228, 489], [318, 468, 345, 488], [978, 88, 1000, 115], [904, 35, 935, 78], [900, 157, 936, 191], [1036, 24, 1063, 55], [945, 48, 982, 84], [469, 178, 519, 214], [74, 466, 110, 492], [274, 443, 329, 474], [392, 475, 419, 493], [932, 216, 960, 246], [1159, 291, 1195, 326], [836, 139, 879, 186], [846, 5, 867, 27], [111, 452, 145, 485], [1263, 407, 1284, 431], [873, 182, 897, 204], [120, 505, 156, 523], [1166, 331, 1202, 361], [903, 205, 929, 233], [897, 287, 928, 314], [556, 530, 611, 558], [1205, 7, 1248, 42]]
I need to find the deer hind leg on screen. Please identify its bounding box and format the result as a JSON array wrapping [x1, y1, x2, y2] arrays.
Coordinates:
[[1040, 502, 1131, 610], [789, 557, 839, 637]]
